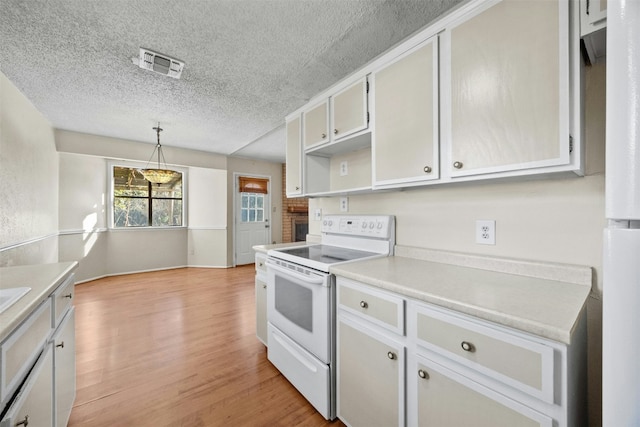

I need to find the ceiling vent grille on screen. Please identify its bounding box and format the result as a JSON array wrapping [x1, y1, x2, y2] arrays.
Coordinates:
[[138, 48, 184, 79]]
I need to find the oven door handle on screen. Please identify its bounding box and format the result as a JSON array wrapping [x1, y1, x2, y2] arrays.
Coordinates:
[[266, 260, 326, 285]]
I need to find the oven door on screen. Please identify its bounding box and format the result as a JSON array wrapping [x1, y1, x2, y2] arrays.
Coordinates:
[[266, 259, 333, 364]]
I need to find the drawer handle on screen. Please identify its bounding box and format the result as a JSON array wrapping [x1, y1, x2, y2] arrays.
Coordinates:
[[259, 262, 263, 267], [295, 186, 300, 191], [262, 284, 267, 289], [423, 166, 432, 174], [64, 293, 73, 299], [387, 351, 396, 360], [321, 133, 327, 139], [359, 300, 368, 309], [453, 161, 464, 169], [461, 341, 475, 352], [56, 341, 65, 349], [418, 369, 429, 379], [334, 129, 339, 135], [15, 415, 29, 426]]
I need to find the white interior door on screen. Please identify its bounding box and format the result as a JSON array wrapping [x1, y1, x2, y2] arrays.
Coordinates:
[[235, 182, 270, 265]]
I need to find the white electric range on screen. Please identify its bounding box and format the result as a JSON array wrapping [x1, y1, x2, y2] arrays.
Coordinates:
[[266, 215, 395, 420]]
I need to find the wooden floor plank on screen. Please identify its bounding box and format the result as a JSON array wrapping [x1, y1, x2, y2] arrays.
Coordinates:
[[68, 266, 345, 427]]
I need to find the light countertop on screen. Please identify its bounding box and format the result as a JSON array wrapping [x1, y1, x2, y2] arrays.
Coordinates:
[[253, 240, 315, 254], [330, 252, 591, 344], [0, 261, 78, 342]]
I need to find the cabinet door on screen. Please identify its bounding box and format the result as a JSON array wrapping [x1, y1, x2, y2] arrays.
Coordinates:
[[53, 308, 75, 427], [285, 116, 303, 196], [255, 276, 267, 345], [415, 355, 552, 427], [337, 318, 404, 427], [331, 77, 368, 140], [303, 101, 329, 148], [580, 0, 606, 36], [374, 37, 439, 186], [1, 346, 53, 427], [446, 0, 570, 177]]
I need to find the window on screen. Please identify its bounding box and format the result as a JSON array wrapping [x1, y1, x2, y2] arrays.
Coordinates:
[[241, 193, 265, 223], [112, 166, 183, 227]]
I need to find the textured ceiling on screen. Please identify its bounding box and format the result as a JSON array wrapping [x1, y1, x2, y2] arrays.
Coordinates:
[[0, 0, 464, 163]]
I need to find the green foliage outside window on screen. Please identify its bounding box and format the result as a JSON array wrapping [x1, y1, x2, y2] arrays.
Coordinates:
[[113, 166, 183, 227]]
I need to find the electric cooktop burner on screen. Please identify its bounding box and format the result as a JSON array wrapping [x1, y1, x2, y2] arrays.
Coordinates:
[[276, 244, 379, 265]]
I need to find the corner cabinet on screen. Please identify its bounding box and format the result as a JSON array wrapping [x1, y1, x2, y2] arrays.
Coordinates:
[[303, 77, 372, 196], [373, 36, 439, 188], [336, 277, 586, 427], [443, 0, 574, 179], [285, 116, 303, 197]]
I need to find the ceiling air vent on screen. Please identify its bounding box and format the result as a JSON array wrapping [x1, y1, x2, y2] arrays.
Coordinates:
[[138, 48, 184, 79]]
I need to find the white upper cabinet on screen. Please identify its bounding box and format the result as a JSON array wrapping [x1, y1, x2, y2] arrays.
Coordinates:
[[285, 115, 303, 197], [580, 0, 607, 36], [303, 100, 329, 149], [373, 36, 439, 188], [444, 0, 572, 178], [331, 76, 369, 141]]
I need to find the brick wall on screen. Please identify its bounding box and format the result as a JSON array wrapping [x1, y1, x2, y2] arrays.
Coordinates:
[[282, 164, 309, 243]]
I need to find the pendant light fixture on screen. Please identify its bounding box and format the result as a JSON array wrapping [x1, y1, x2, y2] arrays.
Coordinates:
[[139, 123, 180, 184]]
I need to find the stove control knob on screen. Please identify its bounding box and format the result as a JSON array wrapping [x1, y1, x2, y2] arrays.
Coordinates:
[[361, 222, 367, 229], [323, 220, 327, 226], [369, 222, 375, 229], [377, 222, 383, 229], [328, 220, 333, 227]]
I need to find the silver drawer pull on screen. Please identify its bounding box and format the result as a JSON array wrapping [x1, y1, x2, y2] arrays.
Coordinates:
[[418, 369, 429, 379], [387, 351, 396, 360], [258, 262, 263, 267], [15, 415, 29, 426], [56, 341, 65, 349], [321, 133, 327, 139], [262, 284, 267, 289], [359, 300, 368, 309], [423, 166, 432, 173], [453, 161, 464, 169], [461, 341, 475, 352], [64, 293, 73, 299], [334, 129, 339, 135]]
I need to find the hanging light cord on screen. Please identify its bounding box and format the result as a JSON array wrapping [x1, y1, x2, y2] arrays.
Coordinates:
[[145, 123, 169, 169]]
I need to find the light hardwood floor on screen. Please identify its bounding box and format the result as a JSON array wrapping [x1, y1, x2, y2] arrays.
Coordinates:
[[69, 266, 345, 427]]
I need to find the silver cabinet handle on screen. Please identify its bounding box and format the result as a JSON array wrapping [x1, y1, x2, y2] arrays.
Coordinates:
[[64, 293, 73, 299], [295, 186, 300, 191], [56, 341, 65, 349], [359, 300, 368, 309], [387, 351, 396, 360], [461, 341, 475, 352], [418, 369, 428, 379], [258, 262, 263, 267], [15, 415, 29, 426], [321, 133, 327, 139], [423, 166, 432, 173], [262, 284, 266, 289], [453, 161, 464, 169], [334, 129, 339, 135]]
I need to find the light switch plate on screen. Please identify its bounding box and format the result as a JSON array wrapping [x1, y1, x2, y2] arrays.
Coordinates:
[[340, 161, 348, 176], [314, 208, 322, 220]]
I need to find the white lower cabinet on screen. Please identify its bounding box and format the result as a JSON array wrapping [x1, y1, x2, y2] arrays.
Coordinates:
[[53, 308, 75, 427], [337, 318, 405, 427], [336, 277, 586, 427], [0, 346, 54, 427], [413, 354, 552, 427], [255, 253, 267, 345]]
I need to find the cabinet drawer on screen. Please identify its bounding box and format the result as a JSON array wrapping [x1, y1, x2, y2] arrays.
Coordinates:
[[414, 304, 554, 403], [337, 278, 404, 335], [52, 273, 75, 327], [0, 345, 53, 427], [1, 299, 52, 405], [255, 253, 267, 274]]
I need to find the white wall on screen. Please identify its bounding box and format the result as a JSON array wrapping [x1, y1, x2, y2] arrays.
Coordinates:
[[309, 62, 606, 425], [188, 167, 228, 267], [0, 72, 59, 267]]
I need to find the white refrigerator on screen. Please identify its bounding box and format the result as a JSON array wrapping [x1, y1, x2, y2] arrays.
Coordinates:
[[602, 1, 640, 425]]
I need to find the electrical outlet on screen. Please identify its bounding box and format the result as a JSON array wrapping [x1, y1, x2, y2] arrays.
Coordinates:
[[340, 161, 348, 176], [340, 197, 349, 212], [314, 208, 322, 220], [475, 220, 496, 245]]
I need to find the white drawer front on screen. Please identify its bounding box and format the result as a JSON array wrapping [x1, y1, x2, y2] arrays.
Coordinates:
[[52, 273, 75, 327], [1, 299, 53, 405], [255, 253, 267, 274], [414, 304, 554, 403], [338, 278, 404, 335]]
